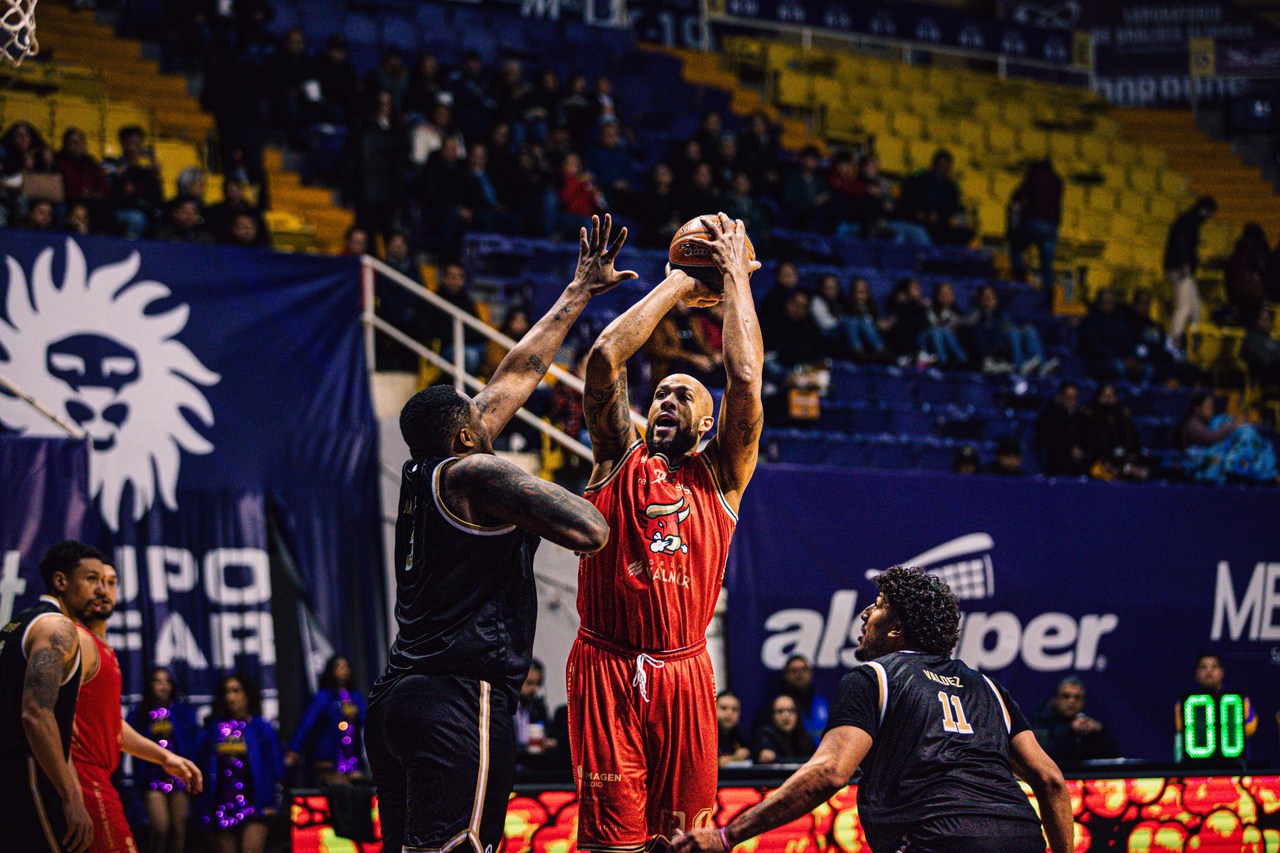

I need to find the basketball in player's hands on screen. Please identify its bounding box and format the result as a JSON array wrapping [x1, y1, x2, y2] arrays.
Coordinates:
[[668, 216, 755, 291]]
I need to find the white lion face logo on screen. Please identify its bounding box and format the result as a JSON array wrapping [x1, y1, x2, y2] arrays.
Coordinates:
[[0, 239, 219, 529]]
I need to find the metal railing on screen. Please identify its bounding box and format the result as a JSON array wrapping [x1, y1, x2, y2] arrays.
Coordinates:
[[360, 256, 645, 463], [0, 370, 85, 439]]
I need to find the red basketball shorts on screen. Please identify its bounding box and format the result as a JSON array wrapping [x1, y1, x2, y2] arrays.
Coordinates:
[[77, 762, 138, 853], [567, 628, 718, 852]]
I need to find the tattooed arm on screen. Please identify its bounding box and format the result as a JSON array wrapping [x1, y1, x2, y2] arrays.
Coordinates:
[[584, 268, 720, 481], [693, 215, 764, 511], [444, 454, 609, 553], [475, 214, 637, 438], [23, 615, 94, 852]]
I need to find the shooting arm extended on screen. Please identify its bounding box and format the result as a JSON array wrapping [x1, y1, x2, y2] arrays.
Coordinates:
[[475, 214, 636, 437]]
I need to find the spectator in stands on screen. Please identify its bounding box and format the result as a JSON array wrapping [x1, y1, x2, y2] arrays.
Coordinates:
[[495, 144, 555, 237], [882, 277, 934, 367], [206, 178, 267, 246], [365, 47, 409, 112], [1176, 653, 1257, 763], [196, 674, 283, 853], [758, 261, 801, 340], [523, 68, 562, 142], [738, 111, 782, 197], [632, 162, 681, 248], [557, 151, 607, 227], [558, 74, 594, 148], [669, 138, 704, 185], [1084, 383, 1149, 482], [374, 234, 428, 373], [1009, 159, 1063, 302], [515, 659, 554, 754], [63, 202, 92, 236], [694, 109, 724, 165], [171, 168, 208, 214], [104, 125, 163, 238], [447, 50, 495, 143], [285, 655, 366, 786], [1032, 677, 1119, 765], [844, 153, 931, 246], [826, 150, 859, 223], [1080, 288, 1150, 383], [1164, 195, 1217, 351], [963, 284, 1049, 376], [464, 143, 520, 235], [343, 90, 407, 251], [677, 162, 723, 225], [155, 198, 211, 243], [428, 262, 487, 375], [763, 290, 825, 418], [951, 445, 980, 474], [419, 135, 472, 260], [1034, 381, 1093, 477], [1243, 307, 1280, 386], [341, 225, 369, 257], [313, 35, 360, 125], [1123, 289, 1198, 385], [586, 122, 635, 205], [592, 75, 621, 127], [753, 694, 814, 765], [201, 39, 270, 202], [410, 101, 465, 169], [926, 281, 969, 368], [778, 654, 829, 744], [899, 150, 971, 246], [405, 54, 444, 120], [712, 134, 740, 188], [54, 128, 109, 209], [845, 277, 888, 362], [781, 145, 829, 231], [265, 28, 312, 146], [223, 212, 263, 248], [1225, 223, 1270, 326], [988, 436, 1026, 476], [717, 692, 751, 766], [1, 120, 55, 178], [1176, 392, 1278, 484], [644, 302, 721, 387], [811, 273, 859, 360], [482, 306, 533, 381], [490, 60, 530, 130], [722, 172, 771, 249], [23, 198, 55, 231]]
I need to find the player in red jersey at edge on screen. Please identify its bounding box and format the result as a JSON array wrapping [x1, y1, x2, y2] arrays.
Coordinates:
[[571, 213, 763, 853]]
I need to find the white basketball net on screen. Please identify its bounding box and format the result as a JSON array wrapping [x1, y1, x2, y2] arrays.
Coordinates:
[[1, 0, 38, 66]]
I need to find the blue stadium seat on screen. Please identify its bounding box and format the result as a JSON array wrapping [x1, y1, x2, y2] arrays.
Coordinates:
[[870, 371, 915, 405], [828, 364, 875, 403], [888, 406, 935, 436], [915, 374, 956, 406], [825, 436, 868, 467], [382, 16, 422, 53], [915, 438, 960, 472], [865, 438, 915, 470], [344, 14, 382, 46]]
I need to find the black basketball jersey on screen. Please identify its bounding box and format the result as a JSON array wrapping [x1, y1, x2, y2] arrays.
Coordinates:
[[827, 651, 1041, 850], [0, 596, 82, 757], [370, 456, 540, 710]]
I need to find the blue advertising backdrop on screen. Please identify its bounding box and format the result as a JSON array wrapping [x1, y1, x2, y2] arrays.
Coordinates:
[[0, 233, 385, 715], [725, 465, 1280, 763]]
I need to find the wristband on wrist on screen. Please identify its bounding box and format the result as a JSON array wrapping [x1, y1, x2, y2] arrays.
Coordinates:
[[719, 826, 732, 852]]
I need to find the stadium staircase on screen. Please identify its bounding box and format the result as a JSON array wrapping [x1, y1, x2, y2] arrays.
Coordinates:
[[14, 3, 352, 252]]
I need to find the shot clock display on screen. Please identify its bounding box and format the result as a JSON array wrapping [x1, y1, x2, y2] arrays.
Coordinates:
[[1181, 692, 1247, 762]]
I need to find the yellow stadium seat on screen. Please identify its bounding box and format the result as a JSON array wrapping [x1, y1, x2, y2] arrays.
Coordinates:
[[1078, 135, 1111, 166], [890, 111, 925, 139], [904, 88, 943, 117], [824, 106, 862, 142], [1074, 209, 1112, 242], [1019, 127, 1049, 158], [876, 135, 910, 175], [1127, 168, 1160, 195], [991, 171, 1021, 203], [957, 171, 989, 203], [52, 96, 104, 143], [1047, 133, 1080, 164], [811, 76, 844, 106], [1116, 191, 1150, 218], [1096, 163, 1127, 191], [1062, 183, 1088, 214], [1109, 143, 1141, 167], [951, 118, 985, 151], [863, 61, 895, 88], [2, 92, 53, 139], [103, 101, 154, 151], [1135, 145, 1168, 170], [907, 138, 937, 171], [1156, 170, 1186, 194], [985, 123, 1018, 153], [775, 70, 813, 109], [859, 109, 892, 139], [999, 101, 1035, 127], [1147, 194, 1180, 224]]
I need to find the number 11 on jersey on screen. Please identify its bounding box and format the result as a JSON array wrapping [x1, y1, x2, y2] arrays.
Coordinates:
[[937, 691, 973, 734]]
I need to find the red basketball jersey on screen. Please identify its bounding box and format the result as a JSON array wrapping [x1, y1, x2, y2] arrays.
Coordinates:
[[579, 441, 738, 650], [72, 626, 123, 773]]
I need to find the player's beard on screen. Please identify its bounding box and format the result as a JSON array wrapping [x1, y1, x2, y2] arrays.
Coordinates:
[[81, 598, 114, 633], [645, 422, 699, 461]]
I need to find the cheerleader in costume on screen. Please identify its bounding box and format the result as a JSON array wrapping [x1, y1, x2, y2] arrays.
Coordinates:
[[127, 667, 200, 853], [286, 654, 367, 785]]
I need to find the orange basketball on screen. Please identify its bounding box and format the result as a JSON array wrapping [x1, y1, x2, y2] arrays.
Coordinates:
[[668, 216, 756, 291]]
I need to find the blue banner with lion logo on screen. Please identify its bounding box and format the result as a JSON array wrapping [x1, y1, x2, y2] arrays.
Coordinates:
[[0, 232, 384, 720], [726, 465, 1280, 764]]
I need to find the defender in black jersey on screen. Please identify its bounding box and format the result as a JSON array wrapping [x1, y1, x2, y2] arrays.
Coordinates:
[[675, 567, 1074, 853], [0, 540, 110, 853], [366, 215, 630, 853]]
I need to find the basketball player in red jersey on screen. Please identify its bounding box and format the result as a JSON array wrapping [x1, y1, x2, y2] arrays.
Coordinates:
[[571, 213, 762, 852], [72, 562, 201, 853]]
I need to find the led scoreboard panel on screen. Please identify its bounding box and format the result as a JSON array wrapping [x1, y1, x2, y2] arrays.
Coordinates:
[[292, 773, 1280, 852], [1182, 692, 1248, 761]]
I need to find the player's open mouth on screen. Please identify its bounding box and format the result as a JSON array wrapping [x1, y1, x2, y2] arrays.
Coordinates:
[[653, 414, 677, 434]]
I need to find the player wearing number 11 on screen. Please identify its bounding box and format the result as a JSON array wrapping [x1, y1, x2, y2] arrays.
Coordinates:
[[674, 566, 1074, 853]]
